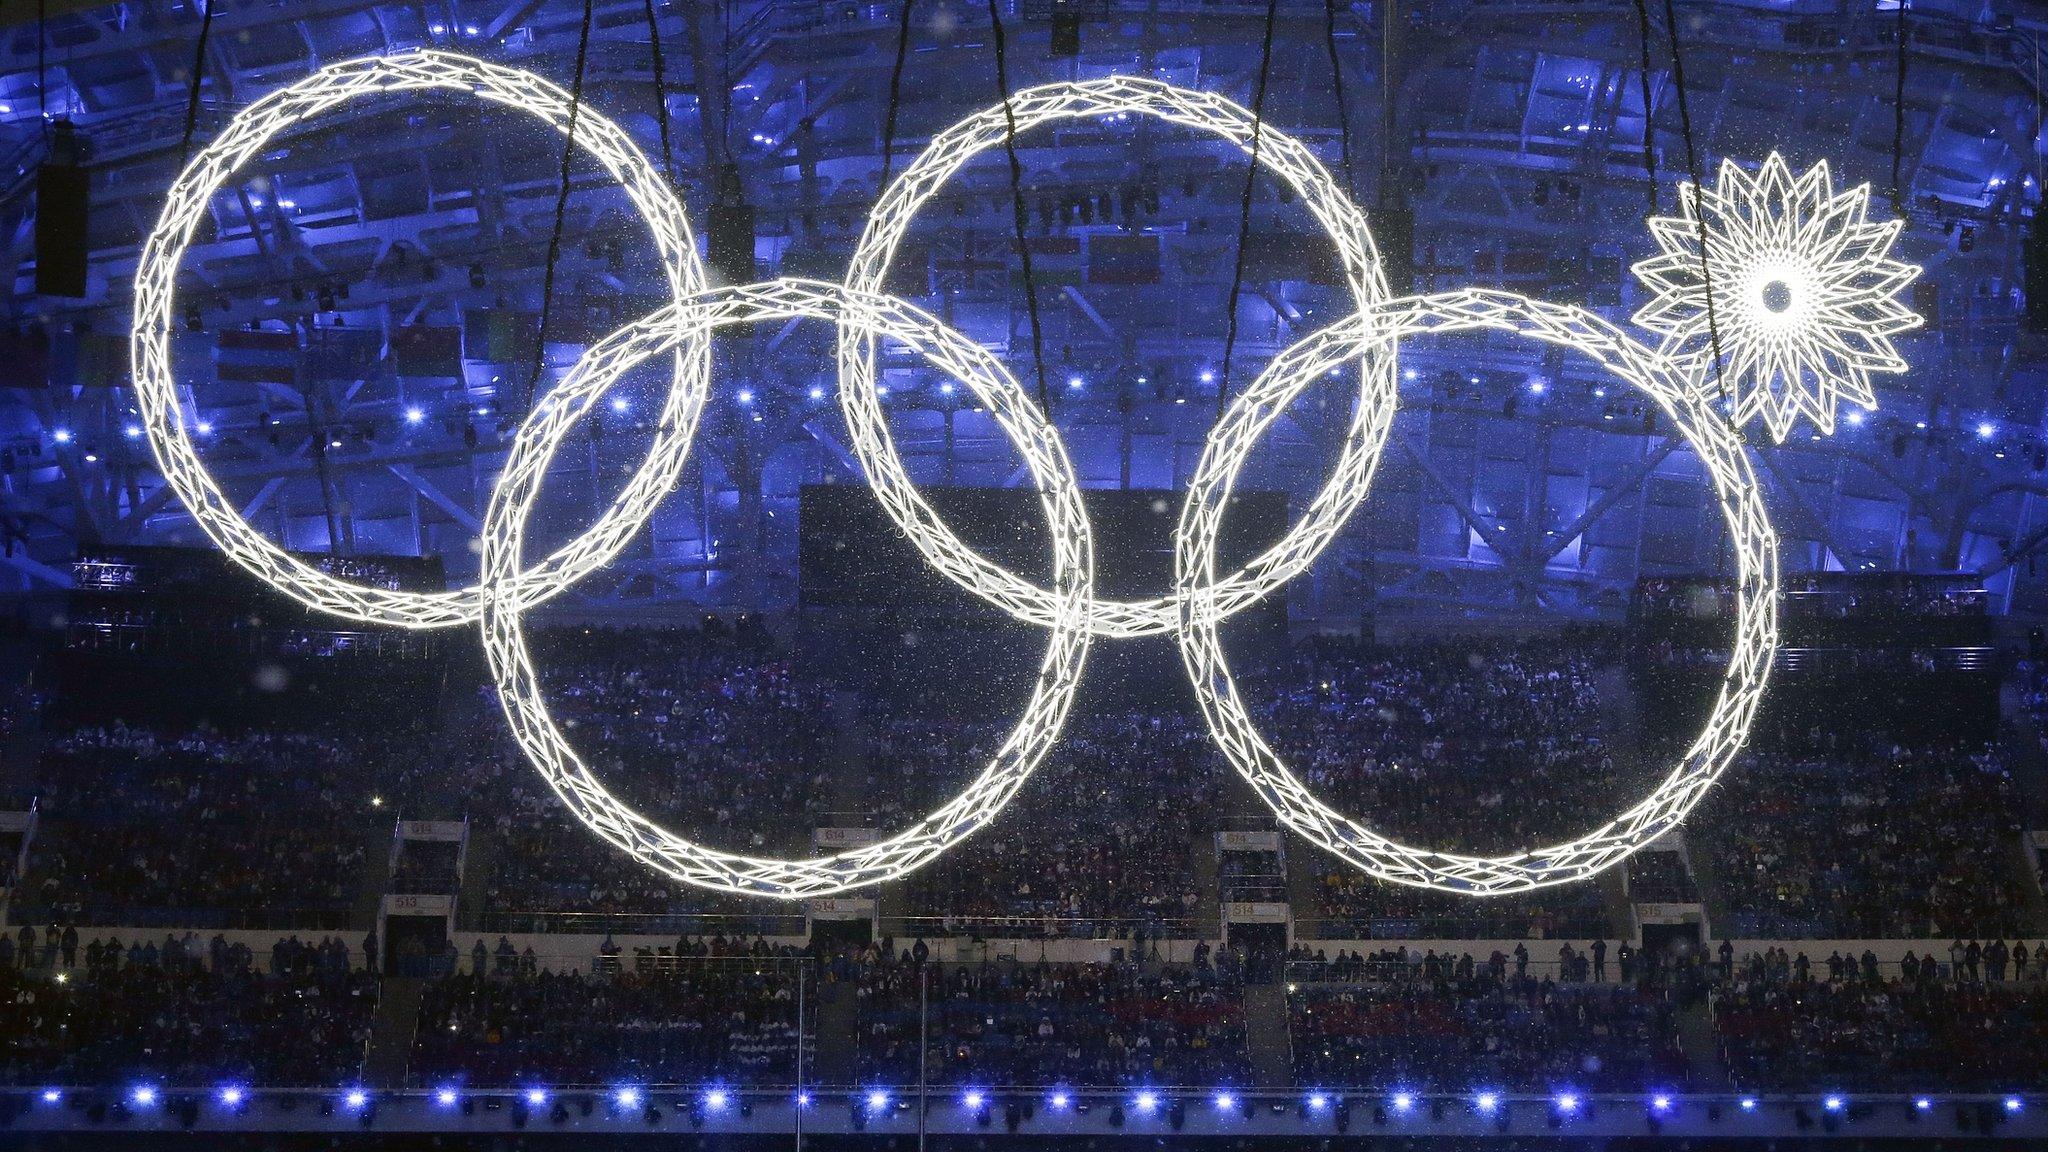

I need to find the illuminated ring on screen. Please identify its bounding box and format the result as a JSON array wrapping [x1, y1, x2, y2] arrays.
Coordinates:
[[481, 278, 1092, 897], [130, 49, 709, 629], [1177, 288, 1778, 893], [841, 76, 1394, 638]]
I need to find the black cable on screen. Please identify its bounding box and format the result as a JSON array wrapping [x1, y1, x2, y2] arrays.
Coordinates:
[[1630, 0, 1659, 215], [1659, 0, 1727, 406], [985, 0, 1049, 414], [642, 0, 677, 183], [36, 0, 47, 138], [879, 0, 917, 194], [525, 0, 595, 411], [1321, 0, 1356, 192], [1891, 0, 1909, 213], [178, 0, 218, 166], [1217, 0, 1281, 418]]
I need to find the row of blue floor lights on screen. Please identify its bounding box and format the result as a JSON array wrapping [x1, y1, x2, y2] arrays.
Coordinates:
[[50, 1087, 2028, 1117]]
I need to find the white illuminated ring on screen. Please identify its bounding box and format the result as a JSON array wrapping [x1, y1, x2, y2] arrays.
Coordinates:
[[1176, 288, 1779, 893], [131, 49, 710, 629], [841, 76, 1395, 638], [480, 279, 1093, 897]]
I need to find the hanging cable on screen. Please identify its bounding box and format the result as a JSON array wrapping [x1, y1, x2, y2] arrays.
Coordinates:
[[1891, 0, 1909, 213], [1659, 0, 1727, 407], [1321, 0, 1356, 192], [1629, 0, 1659, 215], [1217, 0, 1281, 418], [642, 0, 677, 183], [36, 0, 48, 139], [525, 0, 595, 411], [985, 0, 1050, 413], [880, 0, 917, 194], [178, 0, 218, 166]]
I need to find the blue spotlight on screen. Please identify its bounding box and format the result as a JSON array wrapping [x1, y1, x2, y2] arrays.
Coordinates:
[[808, 386, 825, 401], [2007, 1097, 2024, 1113], [130, 1086, 158, 1108], [524, 1088, 548, 1107], [735, 389, 754, 406], [51, 429, 71, 444], [614, 1088, 641, 1109], [938, 382, 955, 396], [1067, 374, 1084, 390], [40, 1089, 61, 1105], [1823, 1095, 1845, 1113], [124, 425, 142, 439], [1526, 379, 1546, 395], [1844, 409, 1865, 427], [1391, 1092, 1414, 1113], [1740, 1097, 1758, 1112], [609, 396, 630, 413], [196, 420, 214, 434], [1135, 1090, 1160, 1113], [1049, 1091, 1070, 1110], [404, 407, 425, 425], [1978, 421, 1997, 440], [435, 1088, 459, 1107], [704, 1088, 728, 1111], [219, 1086, 245, 1107], [1199, 370, 1215, 384], [875, 384, 890, 398], [1914, 1098, 1933, 1112], [1475, 1092, 1500, 1114], [1214, 1092, 1236, 1111], [1308, 1093, 1330, 1111], [1555, 1093, 1580, 1114], [1651, 1094, 1673, 1113], [866, 1090, 890, 1112], [963, 1090, 985, 1110], [795, 1092, 812, 1107], [345, 1089, 368, 1109]]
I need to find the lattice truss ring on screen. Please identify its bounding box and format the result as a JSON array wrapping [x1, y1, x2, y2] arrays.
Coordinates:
[[1176, 288, 1780, 894], [480, 278, 1094, 898], [130, 49, 709, 629]]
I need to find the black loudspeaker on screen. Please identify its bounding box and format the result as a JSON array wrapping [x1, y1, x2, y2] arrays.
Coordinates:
[[1050, 12, 1081, 56], [35, 138, 89, 299], [2027, 225, 2048, 335], [1375, 203, 1415, 294], [707, 202, 756, 286]]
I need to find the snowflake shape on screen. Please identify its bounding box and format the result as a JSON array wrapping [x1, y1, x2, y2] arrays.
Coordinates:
[[1632, 154, 1921, 442]]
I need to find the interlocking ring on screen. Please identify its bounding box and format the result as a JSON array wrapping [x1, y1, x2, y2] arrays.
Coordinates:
[[131, 50, 710, 628], [1177, 290, 1777, 894], [481, 280, 1091, 897], [134, 51, 1787, 898], [841, 76, 1397, 638]]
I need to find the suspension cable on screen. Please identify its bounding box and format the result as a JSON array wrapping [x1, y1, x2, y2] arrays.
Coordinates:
[[525, 0, 595, 411], [178, 0, 217, 165], [880, 0, 916, 194], [643, 0, 677, 184], [1659, 0, 1728, 407], [1630, 0, 1659, 216], [1891, 0, 1909, 213], [1321, 0, 1356, 193], [985, 0, 1050, 414], [1217, 0, 1281, 418]]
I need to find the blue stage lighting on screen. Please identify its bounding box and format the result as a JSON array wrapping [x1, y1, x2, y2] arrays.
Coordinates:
[[1740, 1097, 1758, 1112], [808, 386, 825, 401], [345, 1089, 368, 1109], [130, 1086, 158, 1108], [2007, 1097, 2024, 1113], [1050, 1091, 1071, 1110], [795, 1093, 812, 1107], [609, 396, 630, 413], [705, 1089, 728, 1111], [125, 425, 142, 439], [52, 429, 71, 443], [735, 389, 754, 405], [435, 1089, 459, 1107], [938, 382, 955, 396], [1135, 1091, 1160, 1113], [524, 1089, 548, 1106], [1214, 1092, 1236, 1111], [1475, 1092, 1500, 1114], [963, 1091, 985, 1109], [1308, 1093, 1330, 1111], [1392, 1092, 1414, 1113], [40, 1089, 61, 1105], [866, 1090, 890, 1111], [1555, 1093, 1580, 1114], [196, 420, 214, 434], [1915, 1098, 1933, 1112], [1652, 1094, 1673, 1113], [1823, 1095, 1844, 1113], [219, 1087, 245, 1107], [404, 407, 425, 425], [614, 1088, 640, 1108], [1067, 375, 1084, 390], [1978, 422, 1997, 439]]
